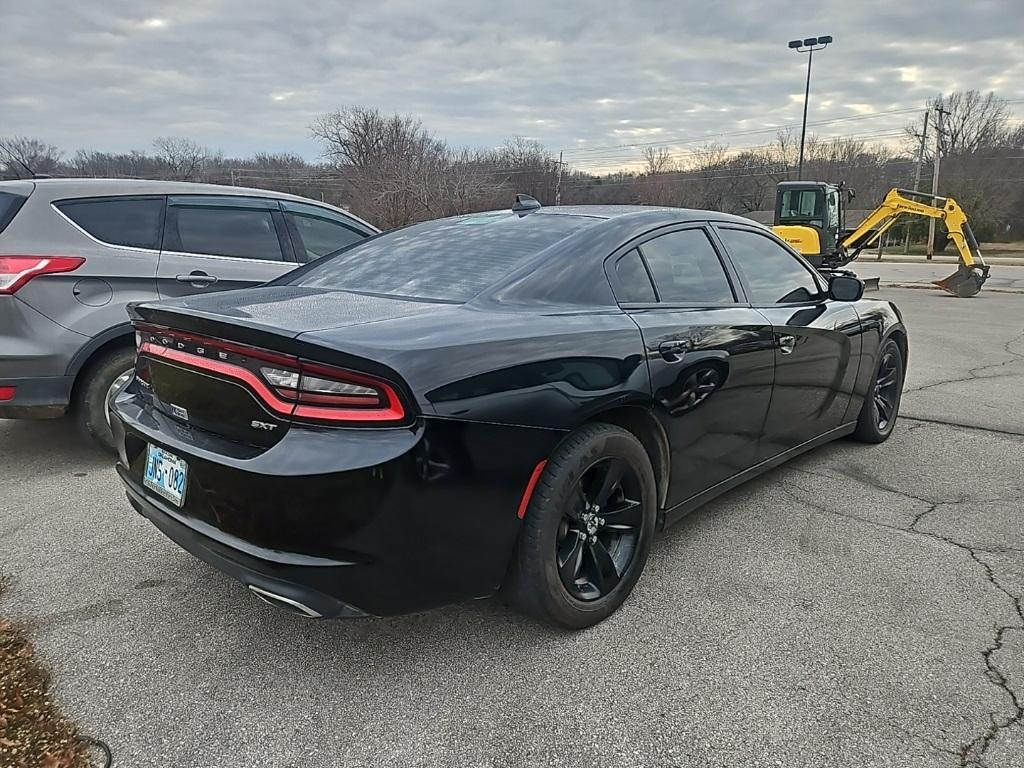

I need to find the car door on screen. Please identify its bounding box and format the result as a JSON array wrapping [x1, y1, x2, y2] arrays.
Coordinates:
[[157, 195, 295, 299], [713, 224, 861, 460], [607, 225, 776, 509], [279, 201, 374, 263]]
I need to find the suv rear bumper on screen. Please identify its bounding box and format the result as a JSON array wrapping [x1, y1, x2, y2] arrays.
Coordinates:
[[0, 375, 73, 418], [0, 295, 87, 418]]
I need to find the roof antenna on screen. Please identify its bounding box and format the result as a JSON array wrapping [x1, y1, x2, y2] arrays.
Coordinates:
[[512, 193, 542, 214], [0, 142, 35, 178]]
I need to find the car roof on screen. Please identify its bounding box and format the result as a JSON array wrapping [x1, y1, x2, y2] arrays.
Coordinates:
[[0, 177, 376, 229], [527, 203, 760, 228]]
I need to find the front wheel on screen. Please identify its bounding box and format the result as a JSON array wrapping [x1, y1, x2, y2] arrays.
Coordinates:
[[851, 338, 904, 443], [73, 346, 135, 454], [504, 423, 657, 629]]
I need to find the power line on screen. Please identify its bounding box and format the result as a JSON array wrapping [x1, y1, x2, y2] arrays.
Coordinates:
[[560, 99, 1024, 159]]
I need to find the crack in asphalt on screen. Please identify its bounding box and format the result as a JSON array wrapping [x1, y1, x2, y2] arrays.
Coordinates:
[[783, 468, 1024, 767], [903, 331, 1024, 395], [900, 415, 1024, 437]]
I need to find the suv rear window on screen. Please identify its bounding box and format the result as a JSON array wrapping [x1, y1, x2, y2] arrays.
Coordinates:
[[56, 197, 164, 250], [288, 212, 597, 302], [0, 192, 28, 234]]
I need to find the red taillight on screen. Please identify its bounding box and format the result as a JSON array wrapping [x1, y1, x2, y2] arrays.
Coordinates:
[[136, 329, 407, 425], [289, 362, 405, 422], [0, 386, 15, 402], [0, 256, 85, 295]]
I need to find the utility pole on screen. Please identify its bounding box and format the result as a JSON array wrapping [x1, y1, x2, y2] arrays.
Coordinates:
[[230, 168, 237, 186], [903, 110, 929, 254], [926, 103, 949, 260], [554, 151, 564, 206]]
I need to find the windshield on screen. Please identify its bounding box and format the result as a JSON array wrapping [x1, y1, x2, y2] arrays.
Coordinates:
[[286, 211, 597, 302], [778, 189, 823, 226]]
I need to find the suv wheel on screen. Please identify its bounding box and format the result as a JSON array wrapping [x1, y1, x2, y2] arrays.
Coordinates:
[[504, 423, 657, 629], [73, 346, 135, 453]]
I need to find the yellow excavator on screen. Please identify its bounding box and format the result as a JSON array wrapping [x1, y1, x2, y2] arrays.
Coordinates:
[[772, 181, 990, 297]]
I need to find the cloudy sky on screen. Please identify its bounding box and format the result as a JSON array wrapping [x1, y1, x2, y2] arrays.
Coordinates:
[[2, 0, 1022, 171]]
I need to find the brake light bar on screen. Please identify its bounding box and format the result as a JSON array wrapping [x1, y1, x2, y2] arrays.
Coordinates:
[[0, 256, 85, 294], [135, 327, 407, 425]]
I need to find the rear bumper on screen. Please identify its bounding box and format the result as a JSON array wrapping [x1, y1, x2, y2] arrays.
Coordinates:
[[119, 469, 368, 618], [0, 376, 73, 418], [111, 388, 563, 617], [0, 295, 87, 418]]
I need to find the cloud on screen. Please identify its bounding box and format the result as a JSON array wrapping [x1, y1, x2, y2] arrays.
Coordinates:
[[0, 0, 1021, 169]]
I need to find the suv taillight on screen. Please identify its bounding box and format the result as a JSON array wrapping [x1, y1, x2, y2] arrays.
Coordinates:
[[0, 256, 85, 294]]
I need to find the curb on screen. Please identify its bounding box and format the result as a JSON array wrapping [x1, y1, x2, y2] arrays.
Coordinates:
[[863, 257, 1024, 267], [880, 281, 1024, 295]]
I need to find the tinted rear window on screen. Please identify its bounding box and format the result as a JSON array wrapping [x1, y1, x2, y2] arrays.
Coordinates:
[[56, 197, 164, 249], [171, 205, 284, 261], [288, 212, 597, 302], [0, 192, 27, 234]]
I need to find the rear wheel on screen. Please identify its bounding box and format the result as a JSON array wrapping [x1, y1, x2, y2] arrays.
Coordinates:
[[851, 338, 904, 443], [73, 346, 135, 454], [504, 423, 656, 629]]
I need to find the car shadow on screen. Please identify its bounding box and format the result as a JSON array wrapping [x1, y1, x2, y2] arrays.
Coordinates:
[[0, 418, 112, 474]]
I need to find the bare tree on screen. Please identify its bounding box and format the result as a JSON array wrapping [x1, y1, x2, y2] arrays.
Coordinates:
[[152, 137, 209, 180], [641, 146, 675, 175], [905, 90, 1013, 156], [0, 136, 62, 179]]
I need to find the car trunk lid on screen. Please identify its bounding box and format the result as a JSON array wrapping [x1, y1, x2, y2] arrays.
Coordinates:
[[130, 286, 429, 447]]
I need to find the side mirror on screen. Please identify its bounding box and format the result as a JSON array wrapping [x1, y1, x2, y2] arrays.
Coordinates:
[[829, 274, 864, 302], [847, 188, 857, 202]]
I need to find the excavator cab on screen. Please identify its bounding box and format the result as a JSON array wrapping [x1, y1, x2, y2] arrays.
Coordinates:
[[772, 181, 847, 266]]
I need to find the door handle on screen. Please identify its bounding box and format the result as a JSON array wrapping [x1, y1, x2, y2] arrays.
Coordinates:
[[658, 340, 688, 363], [175, 271, 218, 287], [778, 335, 796, 355]]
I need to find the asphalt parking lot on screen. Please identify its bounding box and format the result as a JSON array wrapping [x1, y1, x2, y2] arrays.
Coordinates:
[[1, 286, 1022, 768]]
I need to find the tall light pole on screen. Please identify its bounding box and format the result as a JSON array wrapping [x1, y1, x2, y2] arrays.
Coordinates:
[[788, 35, 833, 180]]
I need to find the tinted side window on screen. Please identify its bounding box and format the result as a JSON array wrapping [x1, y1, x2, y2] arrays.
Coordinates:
[[613, 249, 656, 303], [639, 229, 734, 303], [56, 197, 164, 249], [172, 206, 284, 261], [717, 227, 820, 304], [288, 213, 365, 261], [0, 192, 28, 234]]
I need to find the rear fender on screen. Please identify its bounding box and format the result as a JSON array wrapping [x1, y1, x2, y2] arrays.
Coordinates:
[[65, 322, 133, 379]]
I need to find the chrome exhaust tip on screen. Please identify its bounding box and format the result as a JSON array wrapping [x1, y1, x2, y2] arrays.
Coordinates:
[[247, 584, 322, 618]]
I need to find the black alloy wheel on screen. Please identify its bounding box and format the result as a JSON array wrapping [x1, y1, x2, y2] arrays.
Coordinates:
[[852, 337, 904, 443], [556, 457, 643, 601], [504, 423, 657, 629], [873, 347, 900, 431]]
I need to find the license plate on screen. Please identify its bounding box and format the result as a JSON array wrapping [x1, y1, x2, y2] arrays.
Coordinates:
[[143, 444, 188, 507]]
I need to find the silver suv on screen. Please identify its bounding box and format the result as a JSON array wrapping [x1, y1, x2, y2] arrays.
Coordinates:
[[0, 178, 377, 451]]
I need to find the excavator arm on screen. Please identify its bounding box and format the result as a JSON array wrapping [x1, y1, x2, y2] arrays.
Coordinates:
[[842, 188, 990, 297]]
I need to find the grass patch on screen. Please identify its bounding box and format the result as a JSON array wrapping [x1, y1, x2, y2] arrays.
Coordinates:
[[0, 579, 92, 768]]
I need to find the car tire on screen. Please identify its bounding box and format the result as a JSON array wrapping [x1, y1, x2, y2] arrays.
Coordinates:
[[73, 345, 135, 454], [851, 338, 904, 444], [504, 423, 657, 630]]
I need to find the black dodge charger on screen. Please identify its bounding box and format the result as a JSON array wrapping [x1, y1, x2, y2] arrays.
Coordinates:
[[111, 197, 907, 629]]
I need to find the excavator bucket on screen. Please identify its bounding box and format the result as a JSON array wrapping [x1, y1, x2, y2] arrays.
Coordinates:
[[933, 264, 988, 298], [933, 222, 990, 297]]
